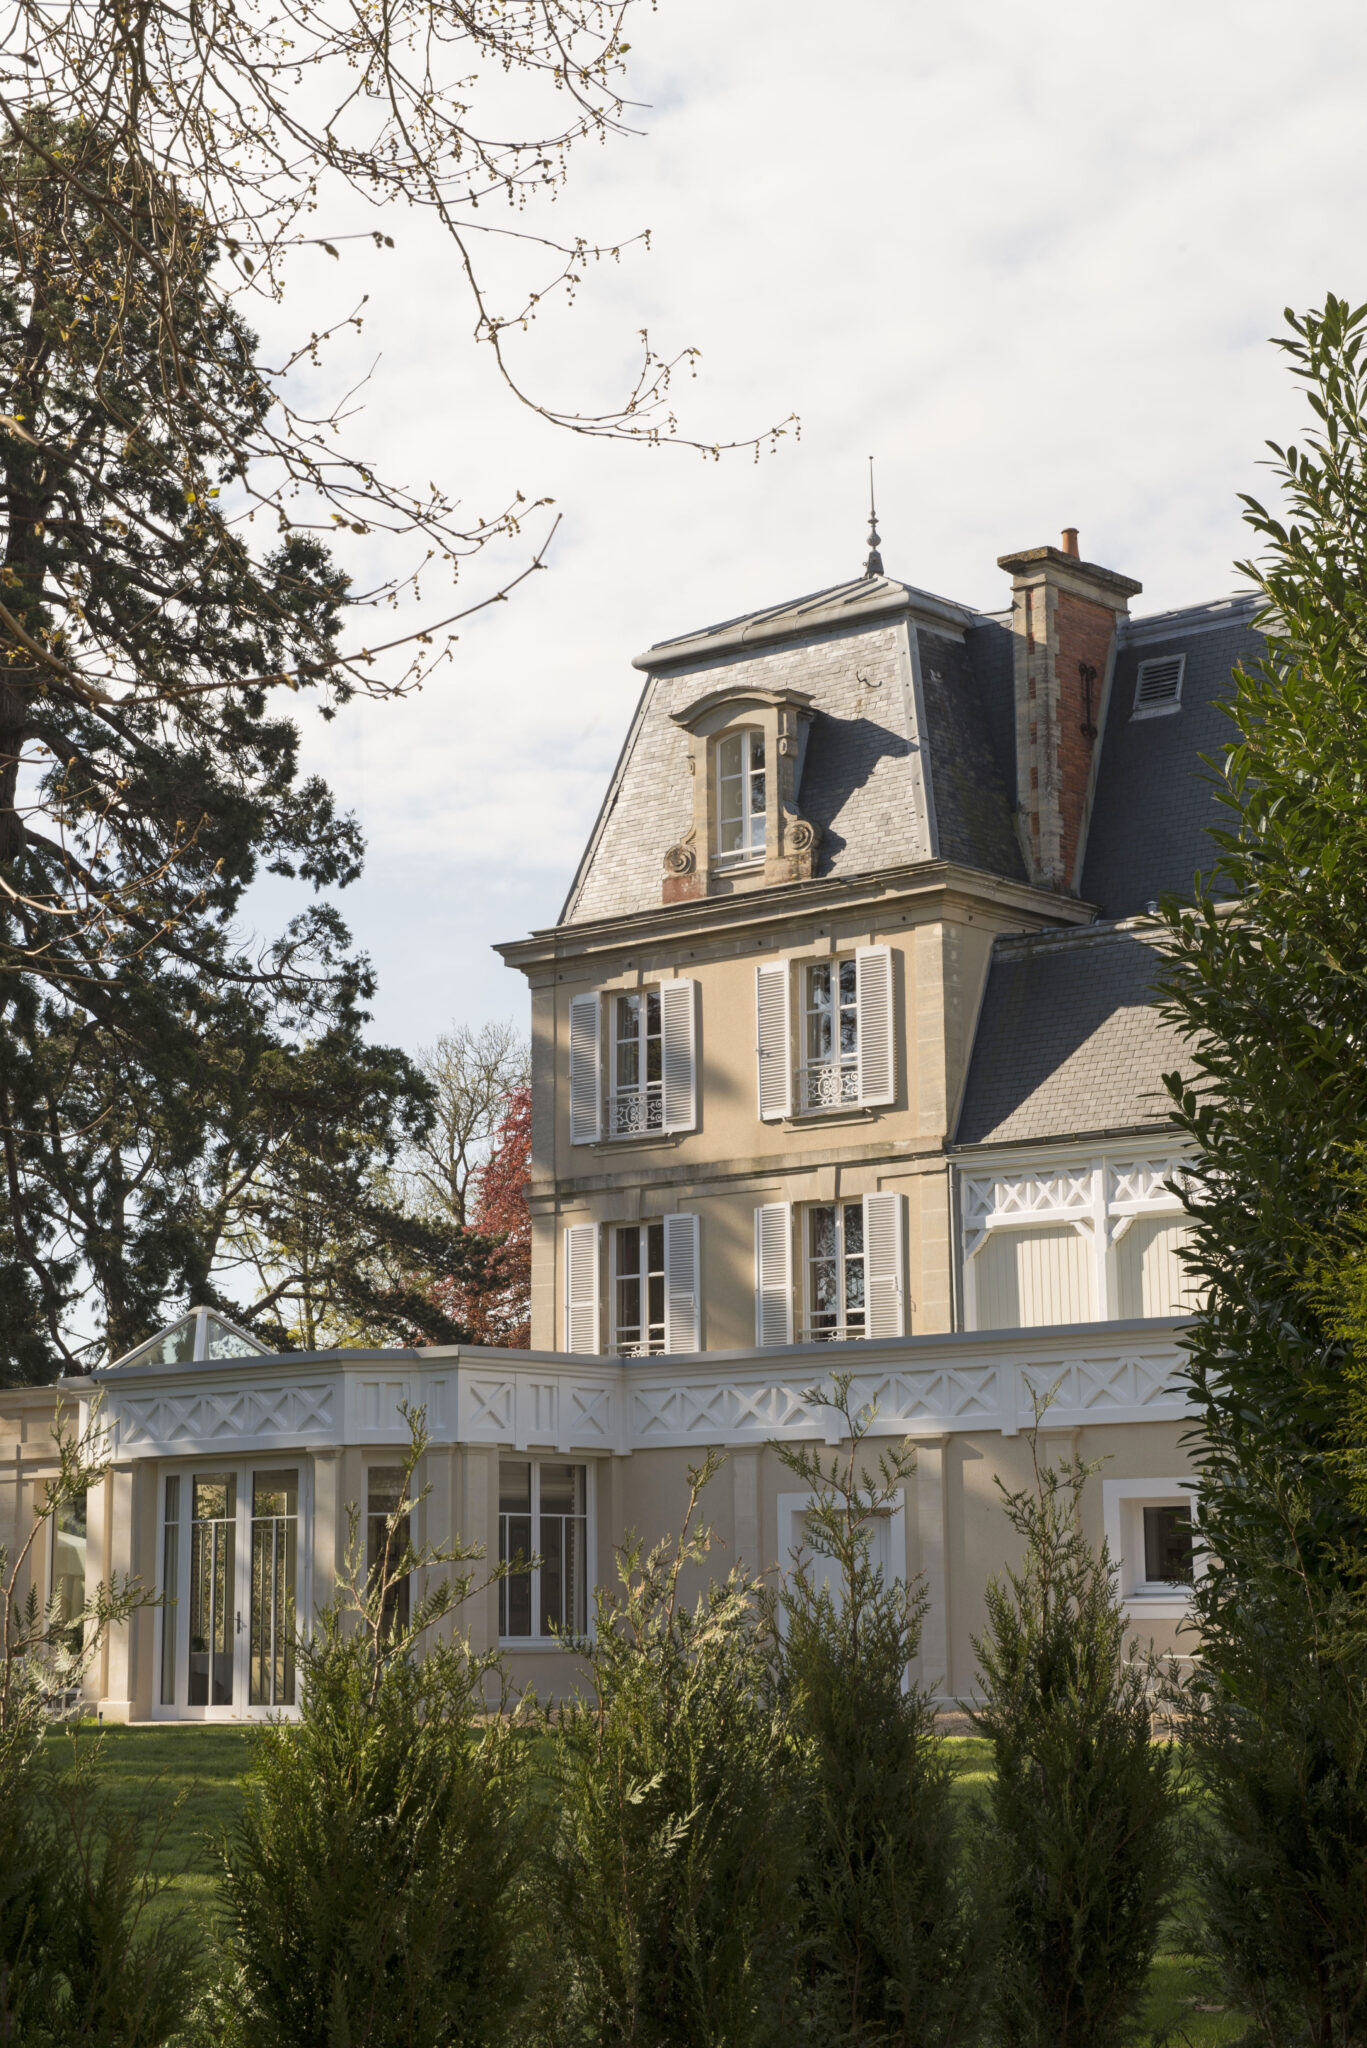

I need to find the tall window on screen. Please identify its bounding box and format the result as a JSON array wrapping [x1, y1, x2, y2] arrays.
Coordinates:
[[801, 960, 858, 1111], [188, 1473, 236, 1707], [614, 1222, 665, 1355], [249, 1471, 298, 1707], [160, 1475, 180, 1707], [367, 1467, 411, 1638], [611, 989, 663, 1138], [498, 1459, 588, 1641], [805, 1202, 866, 1341], [51, 1491, 87, 1651], [716, 727, 766, 862]]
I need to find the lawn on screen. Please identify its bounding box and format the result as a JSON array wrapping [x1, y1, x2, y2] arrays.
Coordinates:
[[46, 1722, 252, 1929], [51, 1727, 1245, 2044]]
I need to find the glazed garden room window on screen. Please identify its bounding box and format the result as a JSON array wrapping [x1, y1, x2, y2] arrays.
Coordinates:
[[715, 727, 766, 862], [498, 1460, 589, 1641]]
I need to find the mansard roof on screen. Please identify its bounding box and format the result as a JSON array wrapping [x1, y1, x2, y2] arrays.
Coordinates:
[[555, 559, 1261, 938], [560, 574, 1023, 926], [1080, 597, 1260, 918], [955, 924, 1190, 1147]]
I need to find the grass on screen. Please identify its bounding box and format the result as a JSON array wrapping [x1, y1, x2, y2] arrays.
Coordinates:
[[43, 1726, 1247, 2043], [45, 1722, 252, 1927]]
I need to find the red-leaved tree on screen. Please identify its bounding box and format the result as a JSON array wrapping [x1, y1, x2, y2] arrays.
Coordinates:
[[426, 1087, 530, 1347]]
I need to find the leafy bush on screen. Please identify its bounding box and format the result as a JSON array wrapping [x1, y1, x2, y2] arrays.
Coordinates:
[[772, 1376, 980, 2048], [971, 1426, 1178, 2048], [1154, 295, 1367, 2043], [217, 1407, 533, 2048], [533, 1452, 797, 2048]]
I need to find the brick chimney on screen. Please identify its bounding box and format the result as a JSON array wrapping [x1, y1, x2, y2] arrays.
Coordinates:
[[996, 532, 1141, 894]]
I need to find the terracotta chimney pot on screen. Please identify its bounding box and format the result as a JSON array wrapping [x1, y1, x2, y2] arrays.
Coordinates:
[[1061, 527, 1080, 558]]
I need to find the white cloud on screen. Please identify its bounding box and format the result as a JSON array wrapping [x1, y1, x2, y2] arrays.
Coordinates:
[[240, 0, 1367, 1047]]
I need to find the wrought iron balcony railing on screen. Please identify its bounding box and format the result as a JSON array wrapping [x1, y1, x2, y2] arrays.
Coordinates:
[[796, 1060, 859, 1113]]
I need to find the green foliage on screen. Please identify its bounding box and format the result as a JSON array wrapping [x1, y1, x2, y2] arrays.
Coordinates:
[[533, 1452, 797, 2048], [1156, 294, 1367, 2043], [216, 1407, 533, 2048], [0, 122, 484, 1374], [971, 1422, 1177, 2048], [0, 1739, 206, 2046], [772, 1376, 980, 2048]]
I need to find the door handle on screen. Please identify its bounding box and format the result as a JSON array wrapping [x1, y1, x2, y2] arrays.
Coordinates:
[[236, 1609, 242, 1635]]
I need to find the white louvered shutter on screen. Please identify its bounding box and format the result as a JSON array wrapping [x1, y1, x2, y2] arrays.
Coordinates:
[[568, 993, 602, 1145], [564, 1224, 600, 1353], [855, 945, 895, 1107], [754, 1202, 794, 1346], [755, 962, 792, 1121], [661, 979, 698, 1133], [862, 1191, 906, 1338], [663, 1212, 701, 1353]]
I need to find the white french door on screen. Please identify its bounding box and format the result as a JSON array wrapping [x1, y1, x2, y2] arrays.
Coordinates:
[[156, 1461, 309, 1719]]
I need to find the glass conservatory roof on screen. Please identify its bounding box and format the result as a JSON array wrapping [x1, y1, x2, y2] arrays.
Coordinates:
[[109, 1307, 268, 1370]]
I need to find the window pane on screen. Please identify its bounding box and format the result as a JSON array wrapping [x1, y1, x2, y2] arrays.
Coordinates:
[[204, 1316, 265, 1360], [718, 731, 743, 780], [539, 1512, 565, 1635], [252, 1470, 298, 1519], [838, 960, 857, 1004], [1143, 1504, 1194, 1585], [160, 1476, 179, 1707], [367, 1467, 410, 1637], [540, 1463, 585, 1517], [646, 1221, 665, 1271], [810, 1206, 837, 1259], [193, 1473, 235, 1521], [499, 1459, 532, 1514], [843, 1203, 864, 1255], [615, 993, 641, 1090]]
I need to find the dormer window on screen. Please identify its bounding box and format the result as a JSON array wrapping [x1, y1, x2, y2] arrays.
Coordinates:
[[716, 727, 766, 862]]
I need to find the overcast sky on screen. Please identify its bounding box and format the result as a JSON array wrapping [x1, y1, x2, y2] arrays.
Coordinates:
[[256, 0, 1367, 1059]]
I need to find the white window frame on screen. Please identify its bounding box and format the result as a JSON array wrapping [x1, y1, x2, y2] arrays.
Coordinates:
[[152, 1457, 313, 1723], [802, 1199, 868, 1343], [715, 725, 766, 865], [609, 987, 664, 1140], [776, 1488, 909, 1632], [798, 959, 859, 1113], [611, 1219, 667, 1357], [1101, 1477, 1200, 1619], [497, 1457, 594, 1649]]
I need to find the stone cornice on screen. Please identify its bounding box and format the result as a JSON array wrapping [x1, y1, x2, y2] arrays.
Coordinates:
[[497, 861, 1097, 973]]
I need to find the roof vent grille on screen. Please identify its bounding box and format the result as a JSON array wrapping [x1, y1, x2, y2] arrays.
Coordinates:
[[1133, 653, 1185, 718]]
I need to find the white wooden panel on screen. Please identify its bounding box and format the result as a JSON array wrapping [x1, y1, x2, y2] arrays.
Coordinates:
[[863, 1191, 906, 1338], [568, 994, 601, 1145], [1116, 1217, 1200, 1319], [660, 978, 698, 1132], [754, 1202, 794, 1346], [855, 945, 895, 1107], [755, 962, 792, 1119], [663, 1212, 701, 1353], [563, 1223, 600, 1353], [974, 1224, 1095, 1331]]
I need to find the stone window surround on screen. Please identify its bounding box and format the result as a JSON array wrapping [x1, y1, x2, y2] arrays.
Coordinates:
[[663, 684, 821, 897]]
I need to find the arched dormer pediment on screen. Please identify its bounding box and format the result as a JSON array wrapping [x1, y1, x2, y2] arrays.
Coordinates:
[[664, 683, 821, 901]]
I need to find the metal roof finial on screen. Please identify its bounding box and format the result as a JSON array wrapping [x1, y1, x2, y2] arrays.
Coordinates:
[[863, 456, 884, 578]]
